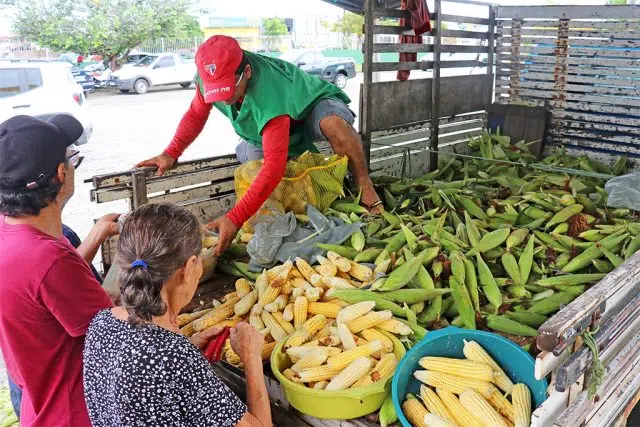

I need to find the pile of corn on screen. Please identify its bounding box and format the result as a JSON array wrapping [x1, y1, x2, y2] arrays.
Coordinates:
[[178, 258, 415, 367], [280, 301, 399, 390], [0, 387, 18, 427], [402, 340, 532, 427]]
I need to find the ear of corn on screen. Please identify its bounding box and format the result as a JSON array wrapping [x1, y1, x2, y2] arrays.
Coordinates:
[[361, 328, 394, 352], [261, 312, 287, 342], [193, 296, 240, 332], [272, 311, 295, 334], [313, 324, 332, 341], [347, 310, 394, 333], [295, 258, 318, 282], [337, 301, 376, 323], [419, 385, 457, 424], [436, 388, 483, 427], [226, 348, 241, 365], [463, 340, 514, 394], [285, 328, 312, 348], [375, 317, 413, 335], [402, 395, 429, 427], [261, 341, 276, 360], [249, 313, 265, 330], [512, 383, 532, 427], [292, 278, 312, 290], [337, 321, 358, 350], [303, 314, 328, 336], [423, 413, 458, 427], [316, 262, 338, 277], [180, 321, 196, 337], [177, 308, 212, 327], [313, 381, 328, 390], [259, 284, 281, 307], [296, 365, 343, 383], [308, 302, 342, 318], [418, 357, 494, 382], [326, 357, 372, 390], [459, 389, 510, 427], [348, 261, 374, 282], [327, 340, 383, 370], [414, 370, 493, 398], [291, 349, 329, 372], [286, 345, 341, 361], [362, 353, 397, 385], [305, 287, 322, 302], [283, 303, 295, 322], [322, 276, 356, 289], [294, 296, 309, 329], [327, 251, 352, 273], [235, 278, 252, 298], [234, 290, 258, 316], [488, 384, 515, 422]]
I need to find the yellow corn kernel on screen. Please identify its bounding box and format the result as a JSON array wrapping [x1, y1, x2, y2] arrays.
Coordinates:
[[180, 321, 196, 337], [355, 336, 369, 346], [193, 296, 239, 332], [295, 365, 342, 383], [361, 329, 394, 352], [272, 311, 295, 334], [222, 291, 238, 302], [235, 278, 252, 298], [249, 313, 265, 330], [234, 290, 258, 316], [337, 301, 376, 324], [423, 414, 458, 427], [327, 340, 383, 370], [281, 280, 293, 295], [292, 277, 312, 290], [177, 308, 212, 327], [269, 260, 292, 286], [419, 357, 494, 382], [402, 396, 429, 427], [211, 299, 222, 309], [359, 353, 397, 387], [294, 296, 309, 329], [437, 388, 483, 427], [209, 315, 243, 331], [488, 384, 515, 422], [261, 312, 287, 342], [310, 273, 324, 288], [326, 357, 372, 390], [376, 318, 413, 336], [291, 349, 329, 373], [303, 314, 327, 336], [327, 251, 352, 273], [305, 287, 322, 303], [459, 389, 510, 427], [301, 339, 320, 347], [308, 302, 341, 318], [284, 328, 311, 348], [512, 383, 532, 427], [414, 371, 493, 399], [347, 310, 393, 334], [337, 321, 357, 350], [286, 345, 342, 361], [225, 348, 241, 365], [313, 380, 328, 390], [290, 288, 304, 301], [322, 276, 356, 290], [258, 284, 281, 307], [419, 385, 457, 424], [290, 267, 303, 279], [319, 335, 341, 347], [463, 339, 514, 394], [256, 270, 269, 299], [316, 263, 338, 277], [337, 271, 352, 281], [282, 303, 295, 322], [348, 261, 374, 282], [295, 257, 318, 283], [283, 368, 297, 382]]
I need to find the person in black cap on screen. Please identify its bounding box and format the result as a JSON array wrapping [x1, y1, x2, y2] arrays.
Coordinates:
[[0, 114, 119, 426]]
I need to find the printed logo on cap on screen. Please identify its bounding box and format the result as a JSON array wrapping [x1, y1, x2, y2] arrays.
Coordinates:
[[204, 64, 216, 76]]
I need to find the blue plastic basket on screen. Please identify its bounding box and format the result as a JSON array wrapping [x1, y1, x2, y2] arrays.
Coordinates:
[[392, 327, 548, 427]]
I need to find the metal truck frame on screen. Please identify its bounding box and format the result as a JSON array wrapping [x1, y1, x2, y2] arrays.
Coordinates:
[[88, 2, 640, 425]]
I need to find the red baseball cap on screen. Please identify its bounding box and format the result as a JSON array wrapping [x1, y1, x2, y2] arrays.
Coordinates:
[[196, 35, 243, 103]]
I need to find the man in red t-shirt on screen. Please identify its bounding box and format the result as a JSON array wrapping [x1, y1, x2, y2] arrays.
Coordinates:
[[0, 115, 119, 426]]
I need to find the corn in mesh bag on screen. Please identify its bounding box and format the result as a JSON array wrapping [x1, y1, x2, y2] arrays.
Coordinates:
[[234, 152, 349, 230]]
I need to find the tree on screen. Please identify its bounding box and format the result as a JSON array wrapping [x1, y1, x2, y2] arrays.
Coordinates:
[[262, 17, 288, 52], [327, 11, 364, 49], [12, 0, 196, 69], [607, 0, 627, 4]]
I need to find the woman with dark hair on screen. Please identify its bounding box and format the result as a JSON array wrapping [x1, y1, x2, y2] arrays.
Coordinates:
[[83, 203, 272, 426]]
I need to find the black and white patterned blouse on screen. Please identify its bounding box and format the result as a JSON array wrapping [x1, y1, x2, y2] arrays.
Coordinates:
[[83, 309, 247, 426]]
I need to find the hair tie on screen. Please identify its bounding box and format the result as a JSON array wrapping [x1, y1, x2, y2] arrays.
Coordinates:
[[131, 259, 148, 270]]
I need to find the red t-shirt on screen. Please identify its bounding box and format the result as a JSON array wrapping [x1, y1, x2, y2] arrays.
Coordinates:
[[164, 89, 290, 228], [0, 218, 113, 427]]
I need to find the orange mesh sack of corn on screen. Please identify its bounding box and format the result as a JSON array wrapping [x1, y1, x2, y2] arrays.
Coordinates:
[[235, 152, 349, 231]]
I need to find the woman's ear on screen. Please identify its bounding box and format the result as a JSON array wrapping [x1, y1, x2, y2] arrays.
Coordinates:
[[183, 254, 202, 282]]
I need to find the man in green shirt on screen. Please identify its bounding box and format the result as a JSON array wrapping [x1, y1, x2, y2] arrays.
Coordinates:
[[137, 36, 382, 254]]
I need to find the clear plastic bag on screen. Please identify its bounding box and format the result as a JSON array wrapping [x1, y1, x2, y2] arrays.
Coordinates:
[[604, 172, 640, 210]]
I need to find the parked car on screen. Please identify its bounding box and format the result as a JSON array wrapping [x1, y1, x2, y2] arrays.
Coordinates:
[[68, 65, 97, 95], [279, 49, 357, 89], [109, 53, 196, 94], [0, 62, 93, 144]]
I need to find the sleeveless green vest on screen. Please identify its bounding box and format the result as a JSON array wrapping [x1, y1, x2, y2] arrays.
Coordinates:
[[196, 51, 351, 157]]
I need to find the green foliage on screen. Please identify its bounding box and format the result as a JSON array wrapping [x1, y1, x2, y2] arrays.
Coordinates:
[[12, 0, 197, 64], [261, 17, 288, 51], [330, 11, 364, 37], [607, 0, 627, 4]]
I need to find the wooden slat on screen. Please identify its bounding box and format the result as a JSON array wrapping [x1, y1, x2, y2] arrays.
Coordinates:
[[553, 110, 640, 127], [440, 14, 489, 25], [373, 7, 410, 18], [497, 64, 640, 79], [89, 154, 238, 189], [497, 5, 640, 20], [501, 19, 640, 31], [372, 43, 434, 53], [441, 30, 489, 39], [371, 61, 433, 72], [370, 138, 429, 160], [498, 45, 640, 59], [551, 128, 640, 148], [149, 180, 236, 205], [369, 78, 432, 131], [439, 119, 484, 134], [439, 60, 487, 68], [441, 45, 488, 53], [553, 119, 640, 136], [564, 101, 640, 118], [517, 80, 640, 97], [497, 53, 640, 69], [373, 23, 413, 35], [439, 128, 483, 145], [552, 136, 640, 157], [179, 193, 237, 223]]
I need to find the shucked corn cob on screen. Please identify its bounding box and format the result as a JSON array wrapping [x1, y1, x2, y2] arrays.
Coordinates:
[[512, 383, 532, 427], [414, 370, 493, 398], [463, 340, 514, 394], [402, 395, 429, 427], [419, 357, 494, 382], [419, 385, 457, 424], [459, 389, 511, 427], [326, 357, 372, 390]]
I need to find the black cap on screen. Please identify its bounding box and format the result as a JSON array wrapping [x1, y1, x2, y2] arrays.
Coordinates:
[[0, 114, 83, 190]]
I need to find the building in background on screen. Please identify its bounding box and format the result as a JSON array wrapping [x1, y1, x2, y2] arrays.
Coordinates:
[[201, 16, 263, 50]]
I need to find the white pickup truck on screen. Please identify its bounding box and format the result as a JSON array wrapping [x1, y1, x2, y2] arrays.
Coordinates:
[[110, 53, 197, 94]]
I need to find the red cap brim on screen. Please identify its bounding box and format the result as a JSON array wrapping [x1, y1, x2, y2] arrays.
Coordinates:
[[202, 76, 236, 103]]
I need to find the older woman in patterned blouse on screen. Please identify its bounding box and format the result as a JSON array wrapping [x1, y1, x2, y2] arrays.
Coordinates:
[[83, 203, 271, 426]]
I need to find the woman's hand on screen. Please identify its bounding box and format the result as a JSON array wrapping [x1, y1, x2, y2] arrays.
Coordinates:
[[230, 323, 263, 363], [189, 327, 222, 350]]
